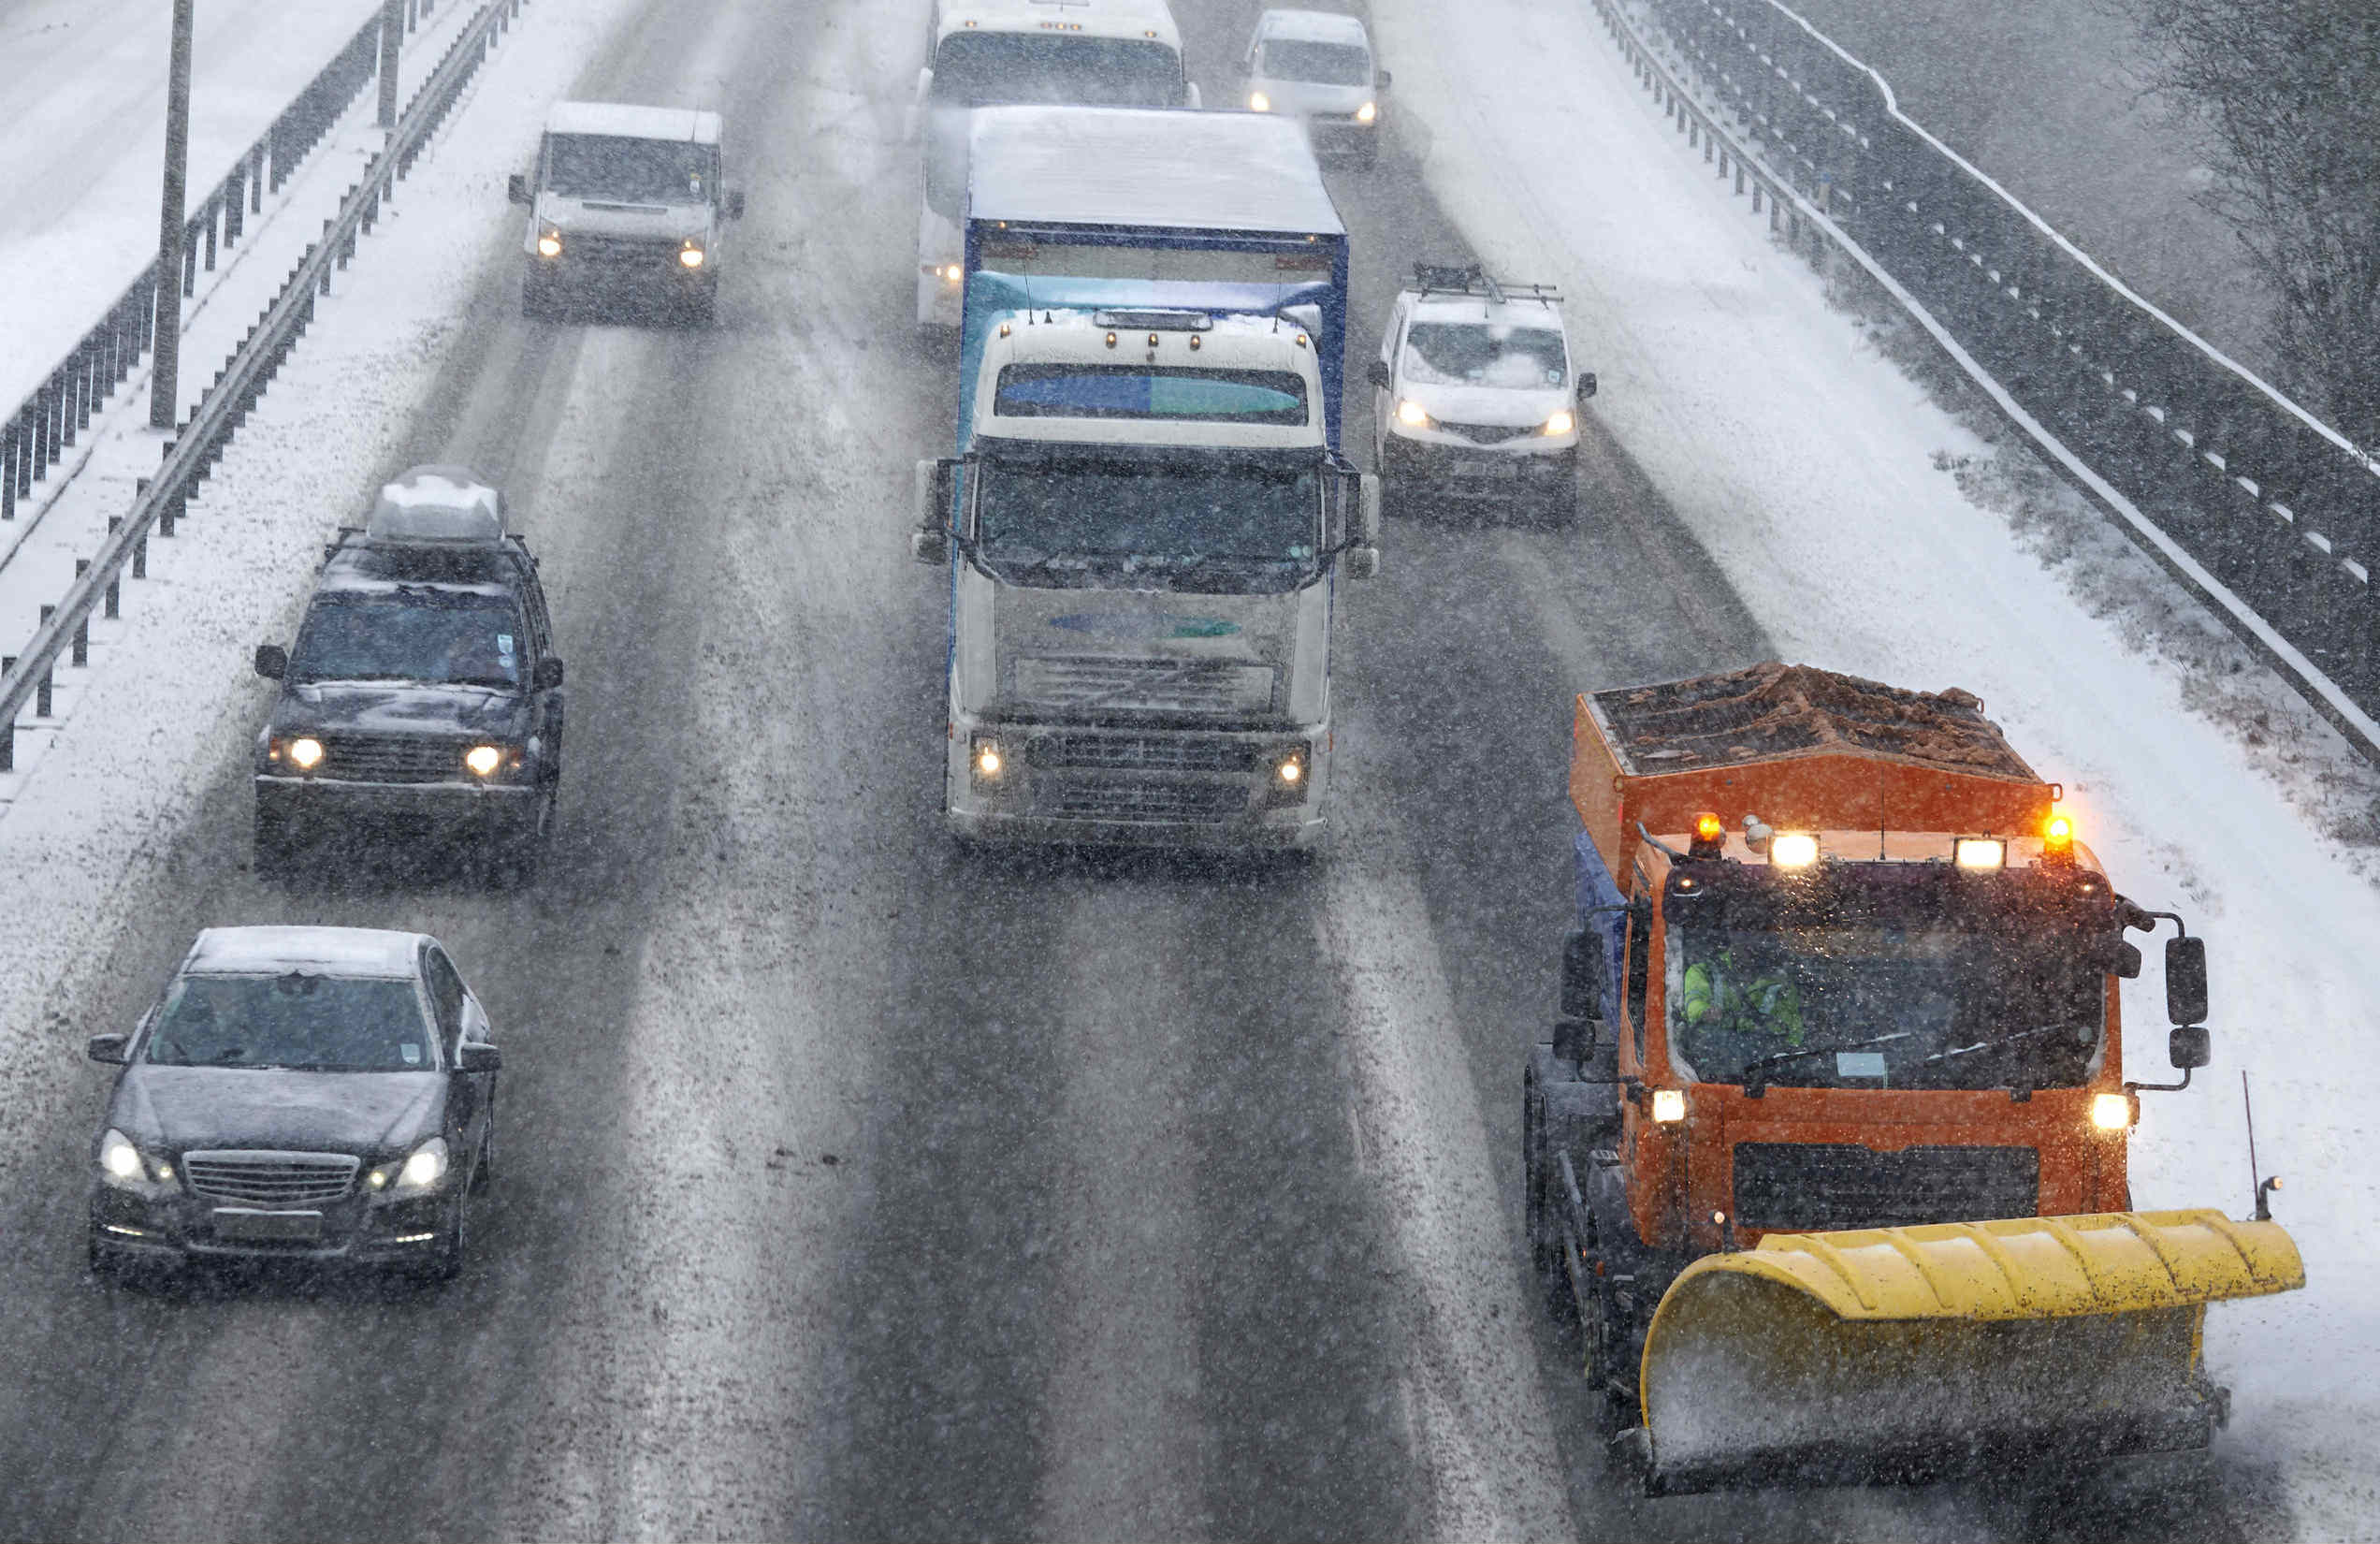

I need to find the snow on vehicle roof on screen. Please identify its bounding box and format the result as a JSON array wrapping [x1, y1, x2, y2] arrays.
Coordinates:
[[1255, 8, 1370, 46], [936, 0, 1182, 47], [1592, 662, 2040, 781], [182, 926, 426, 980], [1408, 292, 1565, 328], [967, 107, 1342, 236], [366, 464, 505, 546], [544, 102, 721, 145]]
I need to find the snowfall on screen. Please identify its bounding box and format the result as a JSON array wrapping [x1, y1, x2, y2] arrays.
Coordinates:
[[0, 0, 2373, 1536]]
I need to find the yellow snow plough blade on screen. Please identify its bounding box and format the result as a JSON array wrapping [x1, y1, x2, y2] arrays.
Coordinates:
[[1631, 1209, 2304, 1495]]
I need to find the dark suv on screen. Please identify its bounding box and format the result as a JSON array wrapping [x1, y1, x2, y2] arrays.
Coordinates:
[[253, 466, 564, 882]]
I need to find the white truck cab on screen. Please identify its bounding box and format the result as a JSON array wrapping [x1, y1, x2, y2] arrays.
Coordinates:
[[1371, 263, 1596, 524], [911, 0, 1193, 336], [1238, 9, 1387, 168], [506, 103, 744, 324]]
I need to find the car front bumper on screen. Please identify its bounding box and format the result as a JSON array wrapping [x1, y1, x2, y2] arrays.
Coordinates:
[[1383, 433, 1578, 494], [91, 1185, 455, 1270], [256, 776, 541, 839]]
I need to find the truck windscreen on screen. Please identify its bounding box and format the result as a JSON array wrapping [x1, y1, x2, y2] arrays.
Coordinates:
[[974, 446, 1322, 594], [930, 34, 1185, 108], [1664, 916, 2106, 1091]]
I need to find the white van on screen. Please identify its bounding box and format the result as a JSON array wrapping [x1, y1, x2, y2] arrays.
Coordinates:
[[1238, 9, 1387, 169]]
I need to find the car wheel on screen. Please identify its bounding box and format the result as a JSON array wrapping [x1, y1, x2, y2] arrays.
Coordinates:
[[493, 788, 555, 890], [417, 1198, 467, 1285], [471, 1096, 496, 1194], [253, 811, 297, 881]]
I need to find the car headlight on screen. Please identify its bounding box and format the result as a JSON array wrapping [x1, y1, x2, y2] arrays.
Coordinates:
[[1543, 408, 1575, 436], [2091, 1092, 2135, 1131], [678, 241, 705, 269], [464, 743, 506, 778], [1248, 90, 1271, 112], [1356, 100, 1377, 124], [1395, 398, 1431, 430], [284, 736, 325, 771], [535, 228, 562, 259], [98, 1129, 176, 1192], [368, 1137, 449, 1196]]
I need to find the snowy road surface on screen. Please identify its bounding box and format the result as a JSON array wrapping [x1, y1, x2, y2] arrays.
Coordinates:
[[0, 0, 2372, 1538]]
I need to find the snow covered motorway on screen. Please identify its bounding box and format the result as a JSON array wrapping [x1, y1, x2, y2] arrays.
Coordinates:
[[0, 0, 2374, 1539]]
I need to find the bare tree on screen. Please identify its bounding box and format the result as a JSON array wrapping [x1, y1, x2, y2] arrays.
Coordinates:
[[2112, 0, 2380, 445]]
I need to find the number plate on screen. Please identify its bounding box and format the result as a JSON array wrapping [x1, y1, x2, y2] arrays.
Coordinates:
[[212, 1208, 324, 1242], [1449, 460, 1517, 478]]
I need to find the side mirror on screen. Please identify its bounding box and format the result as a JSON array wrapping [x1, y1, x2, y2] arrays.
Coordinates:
[[2169, 1024, 2211, 1071], [507, 173, 531, 207], [1365, 357, 1393, 390], [254, 644, 287, 680], [1375, 68, 1393, 89], [86, 1033, 128, 1065], [1342, 546, 1380, 580], [913, 457, 958, 563], [725, 188, 746, 221], [1577, 371, 1598, 401], [532, 657, 565, 691], [911, 528, 950, 565], [1184, 82, 1201, 109], [1551, 1015, 1602, 1066], [1357, 472, 1381, 544], [1560, 927, 1608, 1020], [2165, 935, 2209, 1026], [2098, 936, 2143, 979], [457, 1041, 501, 1074]]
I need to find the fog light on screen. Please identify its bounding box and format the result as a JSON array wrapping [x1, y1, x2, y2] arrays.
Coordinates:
[[1651, 1089, 1687, 1123], [2092, 1092, 2134, 1130], [286, 736, 325, 771]]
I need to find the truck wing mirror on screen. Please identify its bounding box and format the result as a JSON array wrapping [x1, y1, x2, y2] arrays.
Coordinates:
[[1366, 358, 1393, 390], [1375, 68, 1393, 88], [1358, 472, 1381, 544], [912, 458, 958, 563], [254, 644, 287, 680], [2165, 934, 2208, 1026], [1577, 371, 1597, 401], [1560, 927, 1607, 1020], [532, 657, 565, 691], [911, 528, 950, 565], [725, 188, 747, 221], [2169, 1024, 2211, 1071], [507, 173, 531, 207], [2097, 935, 2142, 979], [1342, 545, 1380, 580]]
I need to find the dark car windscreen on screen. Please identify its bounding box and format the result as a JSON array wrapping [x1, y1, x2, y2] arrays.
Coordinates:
[[975, 447, 1322, 592], [929, 34, 1186, 107], [290, 592, 528, 688], [1403, 322, 1568, 387], [145, 974, 435, 1072], [544, 133, 718, 203], [1260, 38, 1371, 85]]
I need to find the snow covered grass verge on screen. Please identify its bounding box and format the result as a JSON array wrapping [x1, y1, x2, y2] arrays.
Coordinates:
[[0, 0, 646, 1205], [1368, 0, 2380, 1533]]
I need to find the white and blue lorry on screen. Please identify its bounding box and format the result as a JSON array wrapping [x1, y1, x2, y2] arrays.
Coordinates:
[[910, 106, 1378, 852]]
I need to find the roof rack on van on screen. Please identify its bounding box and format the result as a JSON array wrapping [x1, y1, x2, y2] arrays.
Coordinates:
[[1410, 262, 1561, 309], [363, 465, 506, 548]]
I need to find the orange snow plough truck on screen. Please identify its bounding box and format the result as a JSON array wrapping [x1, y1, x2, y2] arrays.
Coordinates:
[[1522, 663, 2303, 1495]]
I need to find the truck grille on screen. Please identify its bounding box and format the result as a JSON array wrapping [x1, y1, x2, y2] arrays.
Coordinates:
[[1015, 656, 1275, 715], [1731, 1143, 2039, 1232], [1034, 777, 1250, 824], [565, 233, 676, 268], [183, 1151, 360, 1205], [1029, 735, 1259, 774], [315, 734, 467, 783]]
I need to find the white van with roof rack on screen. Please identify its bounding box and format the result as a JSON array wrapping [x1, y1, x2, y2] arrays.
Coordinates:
[[1369, 263, 1597, 525], [911, 0, 1195, 337], [506, 102, 745, 325]]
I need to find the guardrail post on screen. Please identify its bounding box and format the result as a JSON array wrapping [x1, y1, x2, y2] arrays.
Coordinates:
[[105, 521, 123, 618], [71, 565, 90, 665], [378, 0, 404, 129], [35, 609, 54, 717], [0, 660, 13, 773]]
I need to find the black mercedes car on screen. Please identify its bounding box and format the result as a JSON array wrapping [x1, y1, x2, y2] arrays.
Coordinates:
[[253, 465, 565, 883], [86, 925, 501, 1284]]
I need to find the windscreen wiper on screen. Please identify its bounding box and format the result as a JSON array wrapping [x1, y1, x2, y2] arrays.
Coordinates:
[[1740, 1030, 1917, 1096], [1913, 1022, 2091, 1069]]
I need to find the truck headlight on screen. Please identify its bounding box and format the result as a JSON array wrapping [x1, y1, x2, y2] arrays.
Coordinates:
[[1266, 744, 1311, 806], [1396, 398, 1431, 430], [2091, 1093, 2135, 1130], [1248, 91, 1271, 112], [678, 241, 705, 269], [1542, 408, 1575, 436], [1356, 100, 1377, 124], [535, 228, 562, 259], [970, 734, 1008, 788], [1650, 1089, 1687, 1123]]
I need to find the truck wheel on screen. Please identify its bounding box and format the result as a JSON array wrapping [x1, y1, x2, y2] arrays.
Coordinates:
[[1523, 1063, 1575, 1325]]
